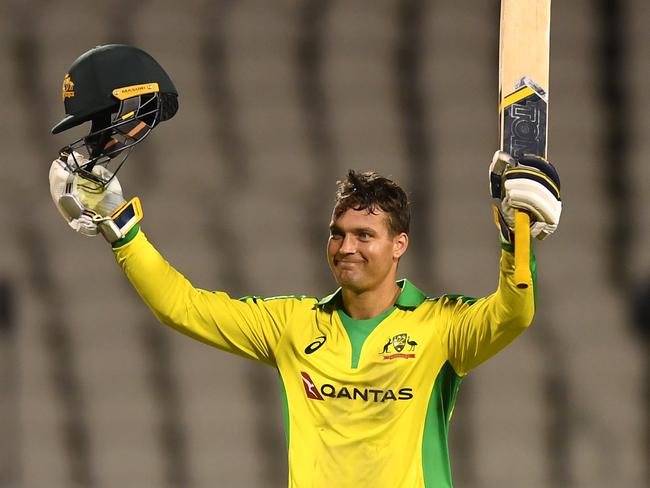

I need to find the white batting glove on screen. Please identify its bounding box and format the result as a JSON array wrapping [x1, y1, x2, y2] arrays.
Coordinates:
[[489, 150, 562, 241], [49, 151, 126, 236]]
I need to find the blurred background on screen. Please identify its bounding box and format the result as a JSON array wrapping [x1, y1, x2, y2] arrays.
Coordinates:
[[0, 0, 648, 487]]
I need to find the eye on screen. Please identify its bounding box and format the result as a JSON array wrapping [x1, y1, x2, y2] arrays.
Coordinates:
[[358, 232, 372, 241]]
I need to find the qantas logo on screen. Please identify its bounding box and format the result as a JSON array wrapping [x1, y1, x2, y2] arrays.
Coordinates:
[[300, 371, 413, 403], [304, 335, 326, 355], [300, 371, 324, 400]]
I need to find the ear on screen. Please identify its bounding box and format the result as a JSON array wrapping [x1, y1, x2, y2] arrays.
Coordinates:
[[392, 232, 409, 259]]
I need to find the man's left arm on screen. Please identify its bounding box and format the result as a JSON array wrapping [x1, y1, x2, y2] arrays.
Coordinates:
[[439, 248, 535, 376], [440, 151, 561, 376]]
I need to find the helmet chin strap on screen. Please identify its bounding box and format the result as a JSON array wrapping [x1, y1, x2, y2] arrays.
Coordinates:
[[102, 120, 148, 156]]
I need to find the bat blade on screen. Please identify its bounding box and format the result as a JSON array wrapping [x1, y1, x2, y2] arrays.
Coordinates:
[[498, 0, 551, 288]]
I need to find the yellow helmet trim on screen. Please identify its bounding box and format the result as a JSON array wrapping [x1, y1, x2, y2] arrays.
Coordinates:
[[112, 82, 159, 100]]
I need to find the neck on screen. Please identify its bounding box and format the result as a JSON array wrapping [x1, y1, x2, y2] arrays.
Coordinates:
[[341, 280, 401, 320]]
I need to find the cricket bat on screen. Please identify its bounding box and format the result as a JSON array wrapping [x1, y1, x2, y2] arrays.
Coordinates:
[[499, 0, 551, 288]]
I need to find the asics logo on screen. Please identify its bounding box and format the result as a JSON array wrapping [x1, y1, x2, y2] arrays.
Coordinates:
[[304, 335, 326, 354]]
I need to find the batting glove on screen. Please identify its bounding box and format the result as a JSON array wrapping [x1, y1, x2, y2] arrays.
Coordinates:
[[489, 150, 562, 242], [49, 151, 140, 243]]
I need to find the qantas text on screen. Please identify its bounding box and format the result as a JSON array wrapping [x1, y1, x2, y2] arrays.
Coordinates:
[[319, 384, 413, 402]]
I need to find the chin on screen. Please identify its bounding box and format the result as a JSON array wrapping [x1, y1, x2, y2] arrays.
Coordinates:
[[335, 274, 368, 293], [334, 271, 356, 287]]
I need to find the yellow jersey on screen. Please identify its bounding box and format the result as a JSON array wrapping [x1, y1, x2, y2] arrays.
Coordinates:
[[114, 230, 535, 487]]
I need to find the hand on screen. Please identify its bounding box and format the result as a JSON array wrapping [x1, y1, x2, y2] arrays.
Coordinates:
[[49, 151, 126, 237], [489, 150, 562, 241]]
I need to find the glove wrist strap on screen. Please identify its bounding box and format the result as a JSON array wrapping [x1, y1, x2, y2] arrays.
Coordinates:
[[97, 197, 143, 243]]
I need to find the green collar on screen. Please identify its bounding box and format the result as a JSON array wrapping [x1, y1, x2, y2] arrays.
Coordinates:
[[317, 279, 427, 310]]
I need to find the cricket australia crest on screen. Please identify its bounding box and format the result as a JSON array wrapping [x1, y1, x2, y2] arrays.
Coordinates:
[[392, 333, 407, 353], [382, 333, 417, 360]]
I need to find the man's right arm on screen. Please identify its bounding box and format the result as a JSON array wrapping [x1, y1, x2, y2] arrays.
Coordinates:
[[113, 228, 287, 366], [49, 156, 289, 365]]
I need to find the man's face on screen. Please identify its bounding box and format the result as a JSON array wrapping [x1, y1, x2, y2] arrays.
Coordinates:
[[327, 208, 408, 293]]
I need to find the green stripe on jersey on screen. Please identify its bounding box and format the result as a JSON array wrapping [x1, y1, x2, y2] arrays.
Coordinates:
[[530, 247, 538, 309], [278, 374, 290, 449], [338, 308, 394, 369], [441, 294, 478, 305], [422, 361, 463, 488]]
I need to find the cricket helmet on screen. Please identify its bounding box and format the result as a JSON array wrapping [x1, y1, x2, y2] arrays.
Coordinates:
[[52, 44, 178, 186]]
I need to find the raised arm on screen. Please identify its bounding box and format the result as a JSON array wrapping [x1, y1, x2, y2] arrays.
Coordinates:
[[439, 249, 535, 376], [49, 152, 292, 366], [441, 150, 561, 375], [113, 230, 289, 365], [47, 45, 294, 365]]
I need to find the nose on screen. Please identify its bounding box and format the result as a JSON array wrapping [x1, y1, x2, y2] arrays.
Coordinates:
[[338, 234, 357, 254]]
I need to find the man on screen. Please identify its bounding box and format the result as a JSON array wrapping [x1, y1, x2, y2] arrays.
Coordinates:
[[49, 45, 561, 487]]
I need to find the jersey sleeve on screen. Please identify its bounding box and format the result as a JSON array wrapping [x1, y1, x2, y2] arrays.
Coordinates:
[[112, 230, 297, 366], [437, 248, 536, 376]]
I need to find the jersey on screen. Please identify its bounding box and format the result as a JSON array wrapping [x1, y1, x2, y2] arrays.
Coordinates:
[[113, 230, 536, 488]]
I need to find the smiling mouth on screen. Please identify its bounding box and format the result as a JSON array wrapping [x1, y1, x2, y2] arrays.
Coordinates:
[[336, 260, 363, 267]]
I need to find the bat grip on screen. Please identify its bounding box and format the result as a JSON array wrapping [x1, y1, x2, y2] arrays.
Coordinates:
[[513, 210, 531, 289]]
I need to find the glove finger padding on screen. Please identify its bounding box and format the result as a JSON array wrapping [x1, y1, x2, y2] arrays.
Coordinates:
[[49, 158, 98, 236], [503, 179, 559, 223], [490, 151, 562, 241], [49, 151, 125, 237]]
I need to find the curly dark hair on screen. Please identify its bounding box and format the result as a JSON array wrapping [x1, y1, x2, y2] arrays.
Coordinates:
[[333, 170, 410, 235]]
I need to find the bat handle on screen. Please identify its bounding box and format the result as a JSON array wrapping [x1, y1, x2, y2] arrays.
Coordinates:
[[513, 210, 531, 289]]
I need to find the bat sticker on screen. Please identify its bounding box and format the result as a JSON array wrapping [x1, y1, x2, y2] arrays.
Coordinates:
[[502, 76, 548, 159]]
